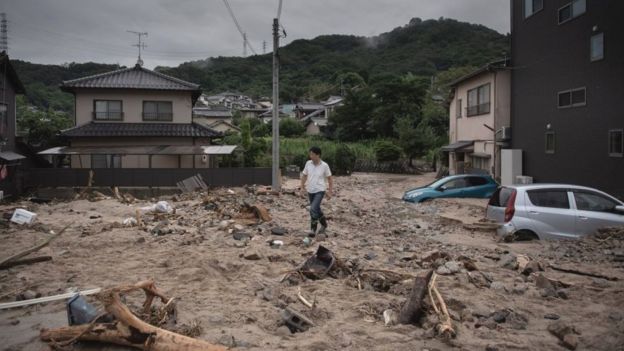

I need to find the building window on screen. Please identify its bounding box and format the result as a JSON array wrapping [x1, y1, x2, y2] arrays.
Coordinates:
[[590, 33, 604, 61], [0, 103, 7, 139], [93, 100, 123, 121], [609, 129, 623, 157], [466, 83, 490, 117], [524, 0, 543, 18], [143, 101, 173, 121], [91, 154, 121, 168], [456, 98, 462, 118], [557, 87, 586, 108], [545, 132, 555, 154], [471, 156, 488, 170], [558, 0, 586, 24]]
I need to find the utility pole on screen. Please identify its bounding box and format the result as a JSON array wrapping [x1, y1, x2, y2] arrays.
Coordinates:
[[127, 30, 148, 66], [271, 18, 280, 191], [263, 40, 267, 54], [243, 32, 247, 57]]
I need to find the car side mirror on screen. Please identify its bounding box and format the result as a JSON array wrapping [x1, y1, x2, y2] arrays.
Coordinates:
[[615, 205, 624, 214]]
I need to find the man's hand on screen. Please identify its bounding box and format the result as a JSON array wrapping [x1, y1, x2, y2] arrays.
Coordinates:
[[326, 190, 332, 200], [300, 188, 307, 198]]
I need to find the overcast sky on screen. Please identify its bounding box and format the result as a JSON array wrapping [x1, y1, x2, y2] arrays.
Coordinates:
[[1, 0, 510, 69]]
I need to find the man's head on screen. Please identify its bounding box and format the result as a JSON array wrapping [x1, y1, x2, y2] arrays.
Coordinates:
[[309, 146, 322, 162]]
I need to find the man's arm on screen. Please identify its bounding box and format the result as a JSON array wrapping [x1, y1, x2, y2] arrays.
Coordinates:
[[300, 174, 307, 196], [327, 176, 333, 199]]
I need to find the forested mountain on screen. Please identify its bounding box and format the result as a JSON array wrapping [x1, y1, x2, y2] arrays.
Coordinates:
[[13, 17, 509, 113]]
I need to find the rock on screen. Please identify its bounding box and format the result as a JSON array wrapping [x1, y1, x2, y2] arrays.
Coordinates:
[[444, 261, 462, 274], [562, 334, 578, 350], [499, 253, 518, 269], [511, 283, 528, 295], [491, 310, 509, 323], [522, 261, 542, 275], [243, 250, 262, 260], [233, 232, 251, 241], [544, 313, 560, 320], [591, 278, 610, 289], [218, 220, 230, 230], [608, 311, 623, 321], [485, 345, 500, 351], [136, 237, 146, 244], [271, 227, 288, 235], [557, 289, 569, 300], [233, 224, 245, 231], [422, 250, 450, 263], [364, 252, 377, 260], [17, 290, 39, 301], [548, 320, 575, 340], [436, 265, 452, 275], [490, 281, 507, 292], [340, 332, 353, 347], [506, 310, 528, 330], [472, 306, 491, 318], [275, 326, 292, 337], [383, 309, 398, 326]]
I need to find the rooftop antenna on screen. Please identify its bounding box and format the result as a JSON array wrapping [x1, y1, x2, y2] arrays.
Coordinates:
[[127, 30, 148, 66], [0, 13, 8, 53]]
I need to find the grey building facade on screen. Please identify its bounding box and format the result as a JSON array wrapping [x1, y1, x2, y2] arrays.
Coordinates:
[[510, 0, 624, 198]]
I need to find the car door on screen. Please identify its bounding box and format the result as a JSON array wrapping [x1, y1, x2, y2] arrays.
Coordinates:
[[464, 176, 491, 198], [524, 189, 577, 239], [572, 190, 624, 236], [439, 177, 469, 198]]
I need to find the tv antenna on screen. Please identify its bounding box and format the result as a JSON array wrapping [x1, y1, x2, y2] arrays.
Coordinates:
[[127, 30, 148, 66]]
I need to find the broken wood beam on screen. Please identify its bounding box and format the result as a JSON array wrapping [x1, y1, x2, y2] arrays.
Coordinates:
[[40, 280, 227, 351], [0, 255, 52, 270], [398, 269, 433, 325], [550, 265, 618, 281], [0, 223, 70, 267]]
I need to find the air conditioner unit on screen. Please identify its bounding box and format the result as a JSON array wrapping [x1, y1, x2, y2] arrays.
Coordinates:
[[499, 126, 512, 141], [515, 175, 533, 184]]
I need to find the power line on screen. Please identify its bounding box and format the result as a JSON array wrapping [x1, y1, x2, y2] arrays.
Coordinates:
[[221, 0, 258, 56]]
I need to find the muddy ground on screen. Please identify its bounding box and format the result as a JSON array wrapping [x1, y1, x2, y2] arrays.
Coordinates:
[[0, 172, 622, 351]]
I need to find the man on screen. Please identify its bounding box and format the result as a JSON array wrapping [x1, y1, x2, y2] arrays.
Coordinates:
[[300, 146, 333, 235]]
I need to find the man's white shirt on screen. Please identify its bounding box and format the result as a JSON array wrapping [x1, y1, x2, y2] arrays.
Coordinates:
[[302, 160, 332, 193]]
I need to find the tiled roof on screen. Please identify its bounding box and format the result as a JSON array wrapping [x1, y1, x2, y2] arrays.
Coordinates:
[[60, 122, 221, 138], [192, 108, 232, 118], [61, 64, 200, 92]]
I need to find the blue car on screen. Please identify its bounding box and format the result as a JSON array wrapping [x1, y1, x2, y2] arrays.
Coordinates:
[[402, 174, 498, 203]]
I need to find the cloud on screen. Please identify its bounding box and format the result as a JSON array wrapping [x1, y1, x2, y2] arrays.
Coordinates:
[[1, 0, 509, 69]]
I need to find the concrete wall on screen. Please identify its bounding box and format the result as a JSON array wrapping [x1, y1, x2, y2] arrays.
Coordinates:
[[74, 89, 193, 125], [449, 73, 496, 143]]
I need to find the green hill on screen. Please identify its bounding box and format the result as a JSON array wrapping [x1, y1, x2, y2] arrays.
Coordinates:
[[13, 17, 509, 112]]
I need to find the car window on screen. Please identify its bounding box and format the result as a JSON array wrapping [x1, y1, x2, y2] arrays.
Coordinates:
[[527, 190, 570, 209], [488, 187, 515, 207], [443, 178, 468, 190], [468, 177, 488, 186], [573, 191, 619, 212]]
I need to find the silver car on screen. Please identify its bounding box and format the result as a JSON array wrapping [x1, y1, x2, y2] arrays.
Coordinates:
[[486, 184, 624, 240]]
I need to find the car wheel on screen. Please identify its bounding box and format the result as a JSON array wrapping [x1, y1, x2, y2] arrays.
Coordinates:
[[513, 230, 539, 241]]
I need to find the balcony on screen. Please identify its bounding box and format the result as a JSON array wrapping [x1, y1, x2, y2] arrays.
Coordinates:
[[466, 103, 490, 117]]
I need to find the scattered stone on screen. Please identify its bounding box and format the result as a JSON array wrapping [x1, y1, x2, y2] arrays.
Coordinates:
[[562, 334, 578, 350], [444, 261, 462, 274], [491, 310, 509, 323], [275, 326, 292, 337], [271, 227, 288, 235], [544, 313, 560, 320], [243, 250, 262, 260], [499, 253, 518, 270], [490, 281, 507, 292], [233, 232, 251, 241], [233, 224, 245, 231], [522, 261, 543, 275], [136, 237, 146, 244], [364, 252, 377, 260], [548, 320, 575, 340], [16, 290, 40, 301], [383, 309, 398, 326], [557, 289, 569, 300], [485, 345, 499, 351], [511, 283, 528, 295], [436, 265, 452, 275]]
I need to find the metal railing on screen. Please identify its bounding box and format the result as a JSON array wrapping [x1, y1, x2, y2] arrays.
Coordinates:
[[92, 111, 124, 120], [466, 103, 490, 117]]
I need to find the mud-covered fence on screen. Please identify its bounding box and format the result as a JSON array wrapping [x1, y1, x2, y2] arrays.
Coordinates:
[[353, 160, 427, 174], [23, 168, 272, 188]]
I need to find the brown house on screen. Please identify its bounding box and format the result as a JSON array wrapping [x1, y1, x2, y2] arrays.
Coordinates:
[[0, 52, 26, 199], [40, 64, 231, 168]]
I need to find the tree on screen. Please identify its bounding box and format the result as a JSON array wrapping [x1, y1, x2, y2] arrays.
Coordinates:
[[374, 140, 402, 162], [279, 118, 305, 137], [333, 143, 357, 175], [394, 115, 436, 165], [330, 88, 376, 141], [16, 96, 73, 147]]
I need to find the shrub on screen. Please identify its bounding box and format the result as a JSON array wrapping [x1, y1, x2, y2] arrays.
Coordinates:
[[374, 140, 402, 162], [333, 143, 356, 175], [279, 118, 305, 137]]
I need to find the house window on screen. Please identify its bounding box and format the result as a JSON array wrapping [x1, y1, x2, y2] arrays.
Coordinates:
[[143, 101, 173, 121], [557, 87, 586, 108], [590, 33, 604, 61], [558, 0, 586, 24], [545, 131, 555, 154], [466, 83, 490, 117], [456, 99, 462, 118], [93, 100, 122, 120], [609, 129, 623, 157], [524, 0, 543, 18], [471, 156, 488, 170], [91, 154, 121, 168]]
